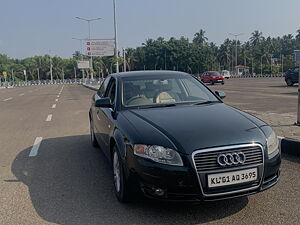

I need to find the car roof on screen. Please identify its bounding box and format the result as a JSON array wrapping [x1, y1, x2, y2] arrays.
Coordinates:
[[110, 70, 191, 79], [207, 71, 219, 73]]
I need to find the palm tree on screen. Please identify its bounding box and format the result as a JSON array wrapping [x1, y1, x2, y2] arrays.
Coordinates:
[[193, 29, 208, 46], [250, 30, 263, 46]]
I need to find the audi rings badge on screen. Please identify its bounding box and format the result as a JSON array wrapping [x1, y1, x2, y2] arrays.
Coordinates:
[[217, 152, 246, 167]]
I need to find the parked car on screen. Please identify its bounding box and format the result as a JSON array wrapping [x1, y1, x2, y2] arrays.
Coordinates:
[[89, 71, 281, 203], [200, 71, 225, 85], [285, 67, 299, 86], [220, 70, 231, 79]]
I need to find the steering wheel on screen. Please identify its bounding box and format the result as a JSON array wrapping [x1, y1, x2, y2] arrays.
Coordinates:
[[126, 95, 145, 105]]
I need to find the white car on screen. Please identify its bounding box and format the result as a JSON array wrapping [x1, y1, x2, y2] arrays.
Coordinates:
[[220, 70, 231, 79]]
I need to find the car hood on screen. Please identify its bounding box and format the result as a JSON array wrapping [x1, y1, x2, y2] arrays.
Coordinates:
[[121, 103, 267, 155]]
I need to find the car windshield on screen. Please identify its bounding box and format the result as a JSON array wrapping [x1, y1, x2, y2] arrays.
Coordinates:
[[209, 72, 221, 76], [122, 75, 220, 108]]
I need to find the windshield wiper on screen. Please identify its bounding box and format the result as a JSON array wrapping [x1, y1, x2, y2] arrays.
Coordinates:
[[139, 103, 177, 109], [192, 100, 219, 105]]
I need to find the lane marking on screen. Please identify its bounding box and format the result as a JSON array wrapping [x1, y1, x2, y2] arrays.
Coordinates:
[[19, 93, 25, 96], [29, 137, 43, 157], [57, 95, 60, 98], [55, 99, 58, 102], [3, 97, 13, 101], [52, 104, 56, 108], [46, 114, 52, 122]]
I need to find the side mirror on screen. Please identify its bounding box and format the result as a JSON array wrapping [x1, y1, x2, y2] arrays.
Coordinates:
[[215, 90, 226, 99], [95, 97, 112, 108]]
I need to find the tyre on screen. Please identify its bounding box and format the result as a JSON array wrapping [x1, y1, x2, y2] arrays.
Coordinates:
[[222, 82, 225, 85], [90, 118, 99, 147], [112, 146, 132, 202], [286, 79, 293, 86], [210, 81, 214, 85]]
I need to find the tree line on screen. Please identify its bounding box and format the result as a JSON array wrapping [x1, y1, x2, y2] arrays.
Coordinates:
[[1, 29, 300, 81]]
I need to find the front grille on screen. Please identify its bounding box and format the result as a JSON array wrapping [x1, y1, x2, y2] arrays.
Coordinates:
[[193, 145, 263, 172]]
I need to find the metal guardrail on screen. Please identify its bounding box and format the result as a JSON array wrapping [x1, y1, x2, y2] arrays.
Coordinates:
[[230, 74, 285, 78]]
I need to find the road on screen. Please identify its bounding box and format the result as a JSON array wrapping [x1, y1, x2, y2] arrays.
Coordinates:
[[0, 83, 299, 225], [209, 77, 297, 114]]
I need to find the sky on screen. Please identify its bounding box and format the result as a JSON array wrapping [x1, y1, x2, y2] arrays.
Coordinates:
[[0, 0, 300, 59]]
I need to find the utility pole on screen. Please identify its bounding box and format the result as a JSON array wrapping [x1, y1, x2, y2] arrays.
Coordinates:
[[282, 54, 284, 74], [229, 33, 243, 74], [50, 60, 53, 83], [164, 51, 167, 70], [74, 66, 77, 81], [270, 54, 273, 75], [11, 69, 14, 85], [113, 0, 119, 73]]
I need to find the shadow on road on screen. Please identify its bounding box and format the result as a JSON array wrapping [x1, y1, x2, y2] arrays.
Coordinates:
[[11, 135, 248, 225]]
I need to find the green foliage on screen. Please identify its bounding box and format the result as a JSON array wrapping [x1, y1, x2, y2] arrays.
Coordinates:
[[1, 29, 300, 81]]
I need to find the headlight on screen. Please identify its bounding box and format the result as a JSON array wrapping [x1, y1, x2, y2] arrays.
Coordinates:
[[267, 130, 279, 156], [134, 145, 183, 166]]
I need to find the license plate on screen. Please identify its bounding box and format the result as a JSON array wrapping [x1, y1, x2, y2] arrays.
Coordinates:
[[217, 79, 223, 81], [207, 168, 257, 188]]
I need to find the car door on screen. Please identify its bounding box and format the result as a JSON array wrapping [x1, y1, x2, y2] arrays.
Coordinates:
[[95, 78, 117, 158], [93, 77, 110, 148]]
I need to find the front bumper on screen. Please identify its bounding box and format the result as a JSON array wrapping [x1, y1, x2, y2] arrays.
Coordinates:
[[211, 78, 224, 83], [125, 145, 281, 202]]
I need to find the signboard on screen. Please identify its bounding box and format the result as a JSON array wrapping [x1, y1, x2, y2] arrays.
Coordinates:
[[85, 40, 115, 57], [294, 50, 300, 63], [77, 60, 90, 69]]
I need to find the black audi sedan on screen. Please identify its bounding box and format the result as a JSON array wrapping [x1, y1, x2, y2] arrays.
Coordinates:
[[89, 71, 281, 202]]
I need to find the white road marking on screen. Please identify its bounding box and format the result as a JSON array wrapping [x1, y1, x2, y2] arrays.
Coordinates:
[[29, 137, 43, 157], [57, 95, 60, 98], [3, 97, 13, 101], [55, 99, 58, 102], [46, 114, 52, 122], [19, 93, 25, 96], [52, 104, 56, 108]]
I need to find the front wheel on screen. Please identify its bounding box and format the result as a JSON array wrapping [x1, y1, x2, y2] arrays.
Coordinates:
[[90, 118, 99, 147], [221, 82, 225, 85], [286, 79, 293, 86], [210, 80, 215, 85], [113, 146, 132, 203]]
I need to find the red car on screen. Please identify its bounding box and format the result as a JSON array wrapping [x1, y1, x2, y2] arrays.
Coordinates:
[[200, 71, 225, 85]]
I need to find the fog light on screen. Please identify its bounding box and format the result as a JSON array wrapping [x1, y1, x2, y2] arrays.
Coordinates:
[[153, 188, 165, 197]]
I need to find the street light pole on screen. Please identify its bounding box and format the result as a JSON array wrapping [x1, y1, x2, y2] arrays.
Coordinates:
[[123, 48, 126, 72], [229, 33, 243, 74], [75, 17, 102, 79], [113, 0, 119, 73], [49, 51, 53, 83], [261, 55, 263, 75]]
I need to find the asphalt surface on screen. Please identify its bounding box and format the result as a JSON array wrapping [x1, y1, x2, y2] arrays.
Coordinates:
[[209, 77, 297, 114], [0, 83, 299, 225]]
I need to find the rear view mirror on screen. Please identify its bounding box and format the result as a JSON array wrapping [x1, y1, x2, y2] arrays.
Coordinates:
[[215, 90, 226, 99], [95, 97, 112, 108]]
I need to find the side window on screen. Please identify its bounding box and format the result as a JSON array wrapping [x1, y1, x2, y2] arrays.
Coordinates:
[[97, 77, 111, 97], [106, 79, 116, 104]]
